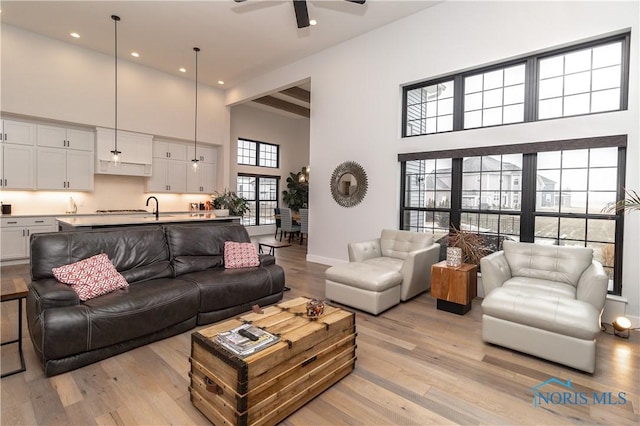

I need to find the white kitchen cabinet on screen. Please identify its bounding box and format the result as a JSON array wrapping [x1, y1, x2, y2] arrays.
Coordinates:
[[95, 128, 153, 176], [1, 119, 36, 145], [1, 143, 35, 189], [37, 147, 93, 190], [0, 119, 36, 189], [1, 216, 56, 261], [147, 158, 186, 193], [37, 124, 94, 151], [186, 162, 216, 194], [187, 144, 217, 164], [153, 141, 187, 161]]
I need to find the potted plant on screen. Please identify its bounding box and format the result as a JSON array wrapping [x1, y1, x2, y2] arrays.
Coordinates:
[[212, 189, 250, 217], [282, 168, 309, 212], [448, 226, 491, 267], [603, 188, 640, 214]]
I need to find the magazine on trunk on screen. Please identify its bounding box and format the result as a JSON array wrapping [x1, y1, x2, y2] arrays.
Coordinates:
[[215, 324, 280, 357]]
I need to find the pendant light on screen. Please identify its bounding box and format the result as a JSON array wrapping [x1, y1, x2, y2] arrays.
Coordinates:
[[110, 15, 122, 166], [191, 47, 201, 172]]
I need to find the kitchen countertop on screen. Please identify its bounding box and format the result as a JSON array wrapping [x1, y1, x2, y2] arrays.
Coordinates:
[[56, 212, 239, 228]]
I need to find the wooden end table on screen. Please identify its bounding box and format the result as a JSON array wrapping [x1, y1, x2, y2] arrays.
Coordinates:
[[1, 280, 29, 378], [257, 239, 291, 256], [431, 261, 477, 315]]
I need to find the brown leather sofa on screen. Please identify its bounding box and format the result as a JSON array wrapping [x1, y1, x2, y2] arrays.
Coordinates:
[[27, 223, 285, 376]]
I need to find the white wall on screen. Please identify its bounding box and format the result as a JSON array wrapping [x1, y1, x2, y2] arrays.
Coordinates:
[[228, 1, 640, 319], [1, 24, 231, 212], [229, 104, 310, 235]]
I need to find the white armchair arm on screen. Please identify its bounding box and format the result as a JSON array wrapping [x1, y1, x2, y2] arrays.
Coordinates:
[[479, 250, 512, 296], [399, 243, 440, 301], [348, 239, 382, 262], [576, 261, 609, 312]]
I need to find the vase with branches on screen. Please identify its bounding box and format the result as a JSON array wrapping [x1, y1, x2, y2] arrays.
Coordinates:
[[448, 226, 491, 266]]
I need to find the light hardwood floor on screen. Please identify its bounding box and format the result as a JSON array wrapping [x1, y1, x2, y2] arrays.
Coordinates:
[[1, 240, 639, 425]]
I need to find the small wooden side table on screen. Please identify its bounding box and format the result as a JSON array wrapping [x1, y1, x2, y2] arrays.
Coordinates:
[[431, 261, 477, 315], [1, 281, 29, 378], [257, 239, 292, 256]]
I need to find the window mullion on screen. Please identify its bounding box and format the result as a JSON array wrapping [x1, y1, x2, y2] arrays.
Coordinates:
[[453, 75, 464, 131], [524, 57, 537, 122], [519, 153, 537, 242]]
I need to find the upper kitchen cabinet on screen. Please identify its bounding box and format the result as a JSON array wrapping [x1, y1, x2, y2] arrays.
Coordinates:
[[187, 144, 217, 164], [1, 119, 36, 145], [95, 127, 153, 176], [154, 141, 187, 161], [0, 119, 36, 189], [37, 124, 94, 151], [36, 124, 94, 191]]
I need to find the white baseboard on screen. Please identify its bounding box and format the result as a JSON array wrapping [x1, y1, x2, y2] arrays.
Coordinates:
[[305, 254, 342, 267]]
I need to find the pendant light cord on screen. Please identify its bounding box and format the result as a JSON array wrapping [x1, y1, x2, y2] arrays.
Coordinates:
[[194, 47, 200, 160], [112, 15, 120, 155]]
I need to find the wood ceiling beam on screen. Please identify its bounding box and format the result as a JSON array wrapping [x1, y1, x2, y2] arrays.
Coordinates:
[[280, 87, 311, 103], [253, 95, 310, 118]]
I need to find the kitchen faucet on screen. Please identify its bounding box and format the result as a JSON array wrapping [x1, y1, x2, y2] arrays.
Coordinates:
[[146, 196, 159, 220]]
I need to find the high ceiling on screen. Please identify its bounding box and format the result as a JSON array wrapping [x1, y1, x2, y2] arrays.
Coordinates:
[[1, 0, 439, 118], [1, 1, 439, 89]]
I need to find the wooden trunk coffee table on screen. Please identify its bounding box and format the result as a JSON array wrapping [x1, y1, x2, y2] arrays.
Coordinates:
[[189, 297, 356, 426]]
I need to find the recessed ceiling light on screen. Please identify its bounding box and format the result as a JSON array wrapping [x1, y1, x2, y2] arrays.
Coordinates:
[[131, 52, 139, 58], [309, 19, 317, 26], [218, 81, 225, 85], [179, 68, 186, 73], [70, 32, 80, 38]]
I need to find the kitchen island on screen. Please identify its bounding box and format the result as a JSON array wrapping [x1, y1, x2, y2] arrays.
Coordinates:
[[56, 213, 240, 231]]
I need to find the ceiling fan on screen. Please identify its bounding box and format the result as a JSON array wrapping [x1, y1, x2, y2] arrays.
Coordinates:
[[233, 0, 367, 29]]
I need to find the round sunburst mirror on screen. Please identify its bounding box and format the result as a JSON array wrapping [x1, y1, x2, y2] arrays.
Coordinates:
[[330, 161, 368, 208]]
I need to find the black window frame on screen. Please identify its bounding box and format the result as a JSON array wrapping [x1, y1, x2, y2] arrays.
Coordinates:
[[237, 137, 280, 168], [237, 173, 280, 226], [399, 135, 627, 296], [402, 31, 630, 137]]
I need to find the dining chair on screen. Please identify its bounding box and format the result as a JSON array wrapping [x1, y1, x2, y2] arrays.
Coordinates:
[[274, 207, 282, 239], [280, 208, 301, 243], [299, 208, 308, 245]]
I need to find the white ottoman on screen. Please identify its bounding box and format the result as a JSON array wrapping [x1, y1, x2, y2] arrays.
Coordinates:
[[325, 263, 403, 315]]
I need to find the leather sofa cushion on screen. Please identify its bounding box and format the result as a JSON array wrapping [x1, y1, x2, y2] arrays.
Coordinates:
[[165, 224, 252, 275], [502, 277, 576, 299], [31, 227, 173, 284], [181, 265, 284, 312], [362, 257, 403, 272], [503, 240, 592, 287], [39, 277, 199, 360], [325, 263, 403, 292], [482, 287, 600, 340], [380, 229, 434, 260]]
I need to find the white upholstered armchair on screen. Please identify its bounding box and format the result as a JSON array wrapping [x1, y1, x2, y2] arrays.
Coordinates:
[[347, 229, 441, 301], [480, 240, 608, 373]]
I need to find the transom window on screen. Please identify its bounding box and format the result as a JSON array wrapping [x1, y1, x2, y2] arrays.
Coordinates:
[[464, 64, 526, 129], [538, 41, 623, 119], [402, 32, 629, 137], [237, 138, 279, 168], [405, 80, 454, 136]]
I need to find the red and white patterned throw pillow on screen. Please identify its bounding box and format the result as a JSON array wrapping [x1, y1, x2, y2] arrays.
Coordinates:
[[224, 241, 260, 269], [52, 253, 129, 301]]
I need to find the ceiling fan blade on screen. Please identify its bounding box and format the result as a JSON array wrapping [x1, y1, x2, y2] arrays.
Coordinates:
[[345, 0, 366, 4], [293, 0, 310, 28], [233, 0, 248, 2]]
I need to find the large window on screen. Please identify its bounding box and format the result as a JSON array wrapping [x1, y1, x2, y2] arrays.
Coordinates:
[[237, 138, 279, 168], [237, 174, 279, 226], [399, 135, 627, 295], [402, 32, 629, 137], [538, 41, 623, 119]]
